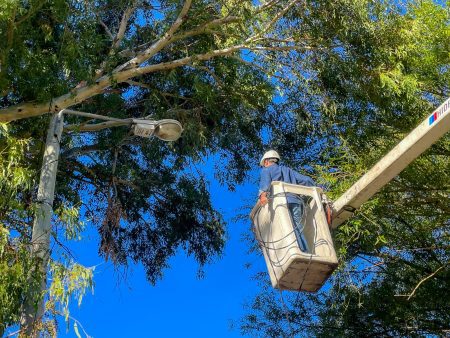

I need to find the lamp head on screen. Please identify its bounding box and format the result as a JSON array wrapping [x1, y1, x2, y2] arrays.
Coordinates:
[[154, 119, 183, 141], [132, 119, 183, 141]]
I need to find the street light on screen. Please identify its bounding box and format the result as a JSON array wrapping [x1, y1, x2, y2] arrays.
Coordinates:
[[132, 119, 183, 141], [62, 109, 183, 141], [21, 109, 182, 334]]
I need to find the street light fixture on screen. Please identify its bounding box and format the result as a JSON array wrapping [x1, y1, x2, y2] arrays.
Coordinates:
[[132, 119, 183, 141], [22, 109, 182, 334], [62, 109, 183, 141]]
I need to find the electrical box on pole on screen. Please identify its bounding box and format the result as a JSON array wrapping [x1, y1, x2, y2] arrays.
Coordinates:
[[250, 98, 450, 292]]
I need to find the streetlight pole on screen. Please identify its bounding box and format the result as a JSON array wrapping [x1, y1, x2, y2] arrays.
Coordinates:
[[21, 111, 64, 334], [20, 110, 182, 335]]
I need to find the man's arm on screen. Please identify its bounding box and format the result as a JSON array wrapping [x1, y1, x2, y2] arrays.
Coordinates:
[[294, 171, 315, 187], [259, 167, 271, 206]]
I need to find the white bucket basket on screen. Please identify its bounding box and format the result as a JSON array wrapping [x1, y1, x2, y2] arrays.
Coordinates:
[[250, 182, 338, 292]]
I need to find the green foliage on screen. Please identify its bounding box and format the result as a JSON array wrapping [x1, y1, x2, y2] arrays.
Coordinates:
[[0, 123, 35, 191], [55, 203, 85, 241], [0, 0, 277, 333], [0, 0, 448, 335], [0, 122, 44, 334], [48, 261, 94, 321], [241, 0, 449, 336], [0, 225, 42, 334]]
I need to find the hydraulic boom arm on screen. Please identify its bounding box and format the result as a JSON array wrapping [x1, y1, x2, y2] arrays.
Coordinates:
[[332, 98, 450, 228]]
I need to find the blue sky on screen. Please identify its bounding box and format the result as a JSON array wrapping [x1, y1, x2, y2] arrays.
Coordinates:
[[54, 160, 266, 338]]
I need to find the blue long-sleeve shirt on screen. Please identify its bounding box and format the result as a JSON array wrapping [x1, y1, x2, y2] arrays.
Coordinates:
[[259, 164, 315, 203]]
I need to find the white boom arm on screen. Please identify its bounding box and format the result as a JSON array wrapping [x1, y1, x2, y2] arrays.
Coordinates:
[[332, 98, 450, 228]]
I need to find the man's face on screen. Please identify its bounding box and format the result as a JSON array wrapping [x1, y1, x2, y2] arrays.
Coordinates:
[[263, 159, 274, 167]]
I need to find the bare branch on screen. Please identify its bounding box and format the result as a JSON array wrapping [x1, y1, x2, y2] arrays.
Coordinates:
[[113, 0, 139, 50], [170, 16, 240, 42], [395, 265, 447, 300], [94, 1, 139, 79], [406, 265, 447, 300], [247, 0, 301, 42], [118, 44, 245, 77], [0, 43, 245, 122], [6, 328, 24, 337], [98, 18, 114, 40], [247, 45, 318, 51], [191, 65, 224, 88], [61, 144, 105, 159], [114, 0, 193, 73], [255, 0, 283, 13], [126, 80, 152, 89]]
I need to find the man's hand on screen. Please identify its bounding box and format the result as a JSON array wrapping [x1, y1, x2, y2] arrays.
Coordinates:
[[259, 192, 268, 206]]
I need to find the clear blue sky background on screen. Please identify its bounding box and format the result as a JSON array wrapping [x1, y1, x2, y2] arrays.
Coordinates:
[[55, 158, 266, 338]]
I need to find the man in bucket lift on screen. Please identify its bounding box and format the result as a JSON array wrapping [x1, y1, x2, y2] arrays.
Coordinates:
[[258, 150, 315, 253]]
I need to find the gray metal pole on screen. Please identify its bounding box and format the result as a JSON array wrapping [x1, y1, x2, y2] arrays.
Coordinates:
[[21, 111, 64, 335]]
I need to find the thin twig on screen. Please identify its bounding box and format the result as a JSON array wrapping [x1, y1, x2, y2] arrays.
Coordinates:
[[247, 0, 300, 42], [247, 45, 320, 51], [190, 65, 224, 88], [98, 18, 114, 40], [169, 16, 240, 43], [405, 265, 447, 300], [58, 312, 93, 338], [255, 0, 282, 13], [126, 80, 152, 89]]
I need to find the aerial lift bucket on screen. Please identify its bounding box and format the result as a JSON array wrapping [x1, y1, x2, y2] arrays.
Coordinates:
[[250, 182, 338, 292], [249, 98, 450, 292]]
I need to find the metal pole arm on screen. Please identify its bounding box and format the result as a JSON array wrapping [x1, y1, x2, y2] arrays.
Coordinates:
[[63, 109, 133, 123], [63, 109, 133, 132]]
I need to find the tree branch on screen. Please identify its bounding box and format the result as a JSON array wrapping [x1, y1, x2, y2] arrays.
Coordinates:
[[0, 1, 310, 123], [61, 144, 106, 159], [94, 1, 139, 79], [114, 0, 193, 73], [119, 44, 245, 77], [98, 18, 114, 40], [255, 0, 283, 13], [169, 16, 240, 43], [247, 0, 301, 42], [0, 43, 243, 122], [395, 264, 447, 300], [190, 65, 224, 88], [247, 45, 319, 52], [113, 1, 138, 50], [126, 80, 152, 89]]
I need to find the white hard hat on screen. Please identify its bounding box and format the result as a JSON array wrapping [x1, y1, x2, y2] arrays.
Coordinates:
[[260, 150, 280, 166]]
